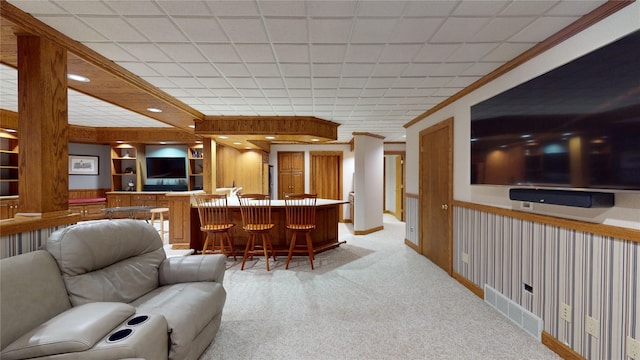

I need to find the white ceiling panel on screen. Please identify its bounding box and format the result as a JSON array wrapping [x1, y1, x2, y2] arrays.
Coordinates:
[[2, 0, 612, 142]]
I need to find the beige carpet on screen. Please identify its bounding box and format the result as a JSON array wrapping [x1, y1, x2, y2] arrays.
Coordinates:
[[197, 215, 560, 360]]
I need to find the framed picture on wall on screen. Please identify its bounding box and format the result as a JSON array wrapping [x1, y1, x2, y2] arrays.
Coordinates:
[[69, 155, 99, 175]]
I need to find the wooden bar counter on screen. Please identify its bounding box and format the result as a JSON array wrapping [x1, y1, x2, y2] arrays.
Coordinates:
[[166, 192, 346, 255]]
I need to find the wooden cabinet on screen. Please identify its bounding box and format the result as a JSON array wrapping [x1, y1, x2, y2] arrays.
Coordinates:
[[107, 193, 132, 208], [188, 144, 204, 191], [110, 144, 144, 192], [69, 202, 106, 220], [0, 133, 19, 197], [106, 192, 168, 210], [132, 193, 157, 207], [0, 196, 19, 220], [278, 151, 304, 198]]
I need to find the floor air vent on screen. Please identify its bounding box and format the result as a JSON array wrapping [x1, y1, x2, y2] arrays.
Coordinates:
[[484, 284, 543, 341]]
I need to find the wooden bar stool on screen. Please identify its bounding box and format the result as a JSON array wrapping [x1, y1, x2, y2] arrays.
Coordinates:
[[284, 194, 317, 270], [194, 194, 237, 260], [149, 207, 169, 240], [237, 193, 276, 271]]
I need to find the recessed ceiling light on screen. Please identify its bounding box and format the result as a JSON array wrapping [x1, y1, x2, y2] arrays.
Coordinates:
[[233, 142, 241, 145], [189, 125, 195, 128], [147, 107, 162, 113], [219, 136, 228, 139], [68, 73, 90, 82], [245, 147, 252, 150], [3, 128, 16, 133], [265, 136, 275, 140], [311, 138, 320, 142]]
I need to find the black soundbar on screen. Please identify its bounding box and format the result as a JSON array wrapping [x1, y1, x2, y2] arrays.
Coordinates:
[[509, 188, 615, 208]]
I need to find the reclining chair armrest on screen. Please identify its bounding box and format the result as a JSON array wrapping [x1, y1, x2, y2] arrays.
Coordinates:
[[159, 254, 226, 285]]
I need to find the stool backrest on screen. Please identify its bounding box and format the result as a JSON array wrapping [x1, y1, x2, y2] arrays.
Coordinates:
[[284, 193, 317, 228], [237, 193, 273, 230], [194, 193, 232, 228]]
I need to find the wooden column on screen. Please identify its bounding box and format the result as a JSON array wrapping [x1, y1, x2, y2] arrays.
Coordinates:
[[17, 34, 69, 216], [203, 138, 216, 193]]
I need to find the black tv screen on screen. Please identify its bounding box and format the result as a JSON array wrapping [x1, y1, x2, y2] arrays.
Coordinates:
[[146, 157, 186, 179], [471, 29, 640, 191]]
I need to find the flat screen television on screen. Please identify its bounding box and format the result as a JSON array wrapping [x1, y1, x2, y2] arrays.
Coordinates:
[[470, 29, 640, 191], [146, 157, 187, 179]]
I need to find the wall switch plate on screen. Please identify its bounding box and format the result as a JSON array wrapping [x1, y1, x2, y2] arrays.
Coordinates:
[[461, 252, 470, 264], [628, 336, 640, 359], [585, 316, 598, 338], [560, 303, 572, 323]]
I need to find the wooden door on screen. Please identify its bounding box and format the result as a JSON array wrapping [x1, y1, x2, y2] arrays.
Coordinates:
[[419, 118, 453, 274], [310, 152, 342, 199]]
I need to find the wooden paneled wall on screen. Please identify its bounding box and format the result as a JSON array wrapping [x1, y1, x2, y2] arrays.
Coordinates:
[[216, 145, 266, 194]]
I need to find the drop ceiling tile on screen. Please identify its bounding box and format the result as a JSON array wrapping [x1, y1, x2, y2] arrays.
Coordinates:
[[260, 1, 307, 16], [198, 44, 240, 63], [307, 1, 357, 17], [431, 62, 473, 76], [356, 1, 405, 17], [7, 0, 67, 14], [212, 88, 242, 97], [285, 77, 311, 88], [205, 1, 260, 16], [345, 45, 385, 63], [341, 63, 375, 77], [431, 17, 492, 43], [379, 44, 423, 63], [144, 76, 177, 88], [500, 1, 557, 16], [168, 76, 203, 88], [173, 18, 228, 42], [447, 76, 481, 88], [312, 64, 344, 77], [511, 17, 579, 42], [413, 43, 460, 62], [118, 43, 169, 62], [447, 43, 499, 62], [366, 77, 396, 89], [452, 1, 510, 16], [360, 89, 387, 97], [128, 17, 188, 42], [198, 77, 231, 88], [337, 89, 362, 97], [180, 63, 220, 77], [160, 44, 207, 62], [309, 19, 353, 44], [235, 44, 276, 63], [246, 63, 281, 77], [547, 1, 604, 16], [313, 78, 340, 88], [157, 1, 213, 15], [81, 16, 148, 41], [313, 97, 336, 105], [394, 77, 427, 88], [238, 89, 264, 97], [262, 89, 289, 97], [255, 77, 285, 88], [107, 1, 164, 15], [56, 0, 115, 15], [314, 89, 338, 98], [264, 18, 309, 43], [371, 63, 407, 77], [215, 63, 251, 77], [227, 77, 258, 88], [389, 18, 444, 43], [186, 88, 219, 97], [280, 63, 310, 77], [148, 63, 190, 77], [421, 77, 453, 88], [289, 89, 312, 97], [473, 17, 536, 42], [350, 18, 397, 44], [337, 77, 366, 88], [461, 62, 502, 76], [310, 44, 347, 63], [35, 16, 106, 42], [273, 44, 309, 62], [401, 1, 457, 16], [401, 63, 440, 77], [218, 18, 269, 43], [164, 88, 190, 97]]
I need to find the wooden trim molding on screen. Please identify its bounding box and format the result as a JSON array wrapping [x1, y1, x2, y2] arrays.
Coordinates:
[[453, 200, 640, 243], [541, 331, 586, 360], [452, 272, 484, 299], [403, 1, 634, 129], [406, 192, 418, 199], [404, 238, 419, 252], [352, 132, 385, 140], [354, 225, 384, 235], [0, 213, 80, 236]]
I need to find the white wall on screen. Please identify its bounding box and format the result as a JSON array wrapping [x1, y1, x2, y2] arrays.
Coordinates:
[[406, 3, 640, 229], [384, 155, 397, 213], [68, 143, 110, 189], [354, 134, 384, 232]]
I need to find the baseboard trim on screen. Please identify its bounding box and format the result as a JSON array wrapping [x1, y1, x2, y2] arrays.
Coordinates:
[[404, 238, 419, 252], [451, 272, 586, 360], [452, 272, 484, 299], [541, 331, 586, 360], [354, 225, 384, 235]]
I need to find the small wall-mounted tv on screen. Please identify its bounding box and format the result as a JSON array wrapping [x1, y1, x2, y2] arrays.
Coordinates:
[[146, 157, 187, 179], [471, 29, 640, 191]]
